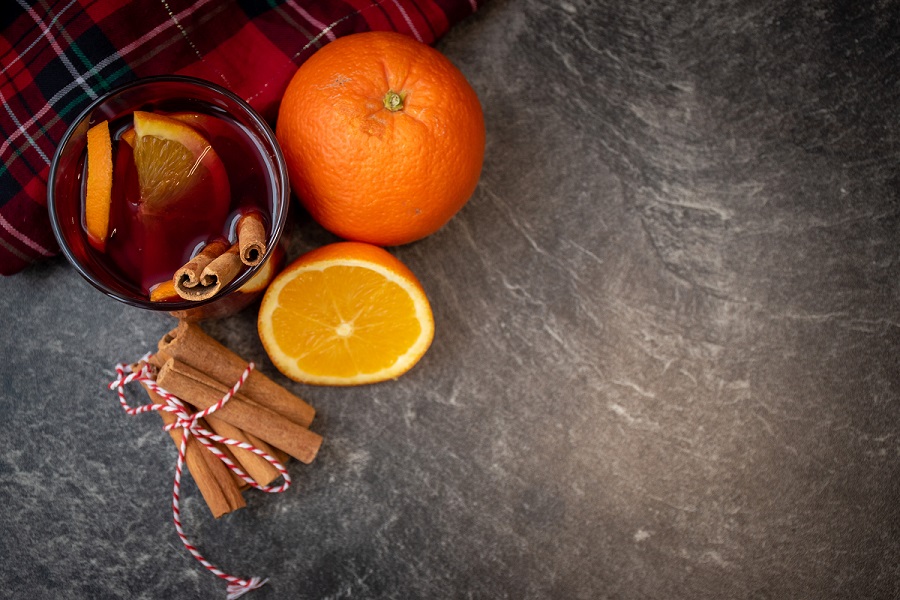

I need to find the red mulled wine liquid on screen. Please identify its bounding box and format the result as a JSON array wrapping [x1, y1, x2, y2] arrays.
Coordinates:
[[79, 104, 273, 298]]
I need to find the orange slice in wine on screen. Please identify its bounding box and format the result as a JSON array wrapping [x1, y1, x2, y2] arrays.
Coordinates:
[[120, 113, 220, 147], [149, 279, 179, 302], [132, 111, 230, 214], [84, 120, 113, 251], [166, 112, 229, 137], [239, 244, 283, 294], [119, 126, 136, 147]]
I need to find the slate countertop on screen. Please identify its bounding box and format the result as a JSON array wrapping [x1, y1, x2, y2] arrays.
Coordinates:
[[1, 1, 898, 598]]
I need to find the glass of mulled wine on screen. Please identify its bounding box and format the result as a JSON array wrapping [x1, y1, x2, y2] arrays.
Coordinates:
[[49, 76, 289, 320]]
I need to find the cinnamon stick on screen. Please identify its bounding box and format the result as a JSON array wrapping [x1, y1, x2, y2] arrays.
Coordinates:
[[174, 241, 243, 301], [174, 239, 229, 297], [200, 243, 243, 288], [159, 321, 315, 428], [237, 212, 266, 266], [154, 348, 292, 472], [133, 364, 245, 518], [156, 357, 323, 464], [145, 355, 250, 492], [204, 415, 283, 487]]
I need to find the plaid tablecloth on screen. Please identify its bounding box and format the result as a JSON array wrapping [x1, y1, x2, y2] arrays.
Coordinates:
[[0, 0, 482, 276]]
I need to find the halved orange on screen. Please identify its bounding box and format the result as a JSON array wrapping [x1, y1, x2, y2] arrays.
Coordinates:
[[132, 110, 230, 214], [258, 242, 435, 385], [84, 120, 113, 251]]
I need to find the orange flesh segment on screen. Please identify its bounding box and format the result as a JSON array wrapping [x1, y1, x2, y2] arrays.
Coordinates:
[[131, 110, 230, 213], [273, 265, 423, 377], [84, 120, 113, 251]]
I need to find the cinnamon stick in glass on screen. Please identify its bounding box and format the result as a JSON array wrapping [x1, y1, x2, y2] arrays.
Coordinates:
[[155, 357, 323, 464], [132, 363, 245, 518], [174, 241, 243, 301], [237, 212, 266, 266], [158, 320, 315, 428], [174, 239, 229, 298], [200, 243, 243, 289]]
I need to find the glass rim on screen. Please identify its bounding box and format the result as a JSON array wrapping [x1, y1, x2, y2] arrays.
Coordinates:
[[48, 75, 290, 312]]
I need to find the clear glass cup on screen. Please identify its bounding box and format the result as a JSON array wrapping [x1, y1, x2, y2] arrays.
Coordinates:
[[48, 76, 289, 320]]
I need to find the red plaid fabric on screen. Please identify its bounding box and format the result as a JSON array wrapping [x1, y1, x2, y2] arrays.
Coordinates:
[[0, 0, 482, 276]]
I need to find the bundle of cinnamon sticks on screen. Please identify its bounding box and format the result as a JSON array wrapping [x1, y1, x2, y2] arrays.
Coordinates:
[[133, 320, 322, 518]]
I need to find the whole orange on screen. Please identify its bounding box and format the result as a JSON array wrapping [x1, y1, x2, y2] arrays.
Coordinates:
[[276, 31, 485, 246]]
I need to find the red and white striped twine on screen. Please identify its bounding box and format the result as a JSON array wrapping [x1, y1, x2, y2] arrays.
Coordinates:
[[109, 353, 292, 600]]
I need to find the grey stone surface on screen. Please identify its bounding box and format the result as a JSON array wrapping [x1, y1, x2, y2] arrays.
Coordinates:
[[1, 0, 899, 598]]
